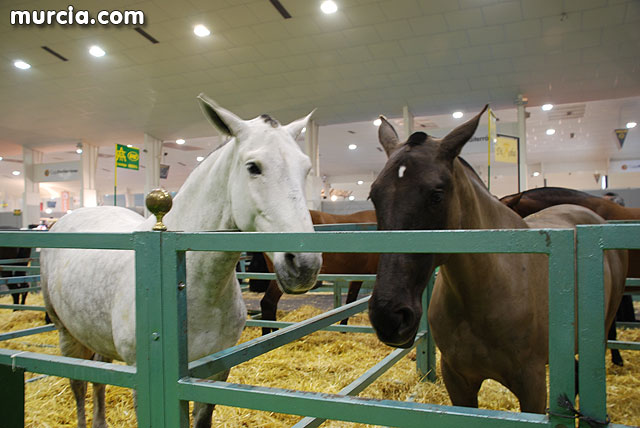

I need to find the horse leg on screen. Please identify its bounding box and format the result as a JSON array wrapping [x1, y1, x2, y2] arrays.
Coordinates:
[[92, 354, 111, 428], [508, 363, 547, 413], [193, 370, 230, 428], [440, 359, 482, 408], [10, 286, 20, 307], [20, 283, 28, 305], [260, 280, 283, 335], [59, 330, 93, 428], [609, 320, 623, 366], [339, 281, 363, 326]]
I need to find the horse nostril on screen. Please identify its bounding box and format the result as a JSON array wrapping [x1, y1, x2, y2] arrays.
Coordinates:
[[285, 252, 296, 267], [398, 307, 414, 326]]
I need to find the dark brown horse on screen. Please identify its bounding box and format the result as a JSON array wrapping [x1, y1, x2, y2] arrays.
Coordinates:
[[0, 226, 31, 307], [260, 209, 378, 335], [500, 187, 639, 366], [367, 107, 627, 413]]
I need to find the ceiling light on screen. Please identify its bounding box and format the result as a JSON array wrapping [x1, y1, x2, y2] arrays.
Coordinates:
[[627, 121, 637, 129], [546, 128, 556, 135], [14, 60, 31, 70], [373, 118, 382, 126], [89, 46, 106, 57], [45, 208, 53, 214], [196, 156, 205, 162], [452, 111, 463, 119], [348, 144, 357, 150], [532, 171, 540, 177], [194, 24, 210, 37], [12, 170, 21, 176], [321, 1, 338, 14], [541, 104, 553, 111], [330, 194, 338, 201], [348, 195, 355, 201], [76, 142, 83, 154], [176, 138, 185, 145], [357, 180, 364, 185], [0, 156, 3, 161]]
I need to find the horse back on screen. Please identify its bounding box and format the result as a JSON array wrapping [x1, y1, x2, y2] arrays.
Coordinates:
[[49, 206, 145, 233]]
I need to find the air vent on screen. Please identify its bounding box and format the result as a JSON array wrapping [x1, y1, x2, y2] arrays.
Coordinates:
[[134, 27, 159, 44], [42, 46, 68, 61], [547, 104, 586, 121], [163, 142, 200, 151], [348, 130, 356, 134], [414, 118, 439, 129], [269, 0, 292, 19]]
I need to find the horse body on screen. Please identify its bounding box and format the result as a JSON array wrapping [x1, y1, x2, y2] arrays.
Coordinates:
[[0, 226, 31, 306], [368, 109, 627, 413], [41, 95, 321, 428]]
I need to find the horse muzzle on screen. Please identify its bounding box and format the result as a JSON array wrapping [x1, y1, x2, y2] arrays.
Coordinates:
[[274, 252, 322, 294], [369, 297, 420, 349]]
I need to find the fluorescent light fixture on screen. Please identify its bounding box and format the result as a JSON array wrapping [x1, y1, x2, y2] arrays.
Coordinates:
[[196, 156, 205, 162], [194, 24, 210, 37], [12, 170, 21, 176], [373, 118, 382, 126], [601, 175, 607, 190], [541, 104, 553, 111], [627, 121, 637, 129], [14, 60, 31, 70], [176, 138, 185, 145], [452, 111, 463, 119], [330, 194, 338, 201], [45, 208, 53, 214], [348, 195, 355, 201], [89, 46, 106, 57], [348, 144, 357, 150], [532, 171, 540, 177], [321, 1, 338, 14], [357, 180, 364, 185], [546, 128, 556, 135]]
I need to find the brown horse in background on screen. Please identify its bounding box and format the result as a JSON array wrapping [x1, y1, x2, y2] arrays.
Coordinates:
[[259, 209, 378, 334], [367, 107, 627, 413], [500, 187, 639, 366]]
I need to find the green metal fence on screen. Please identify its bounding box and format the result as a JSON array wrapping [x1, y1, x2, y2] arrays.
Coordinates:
[[0, 226, 634, 427]]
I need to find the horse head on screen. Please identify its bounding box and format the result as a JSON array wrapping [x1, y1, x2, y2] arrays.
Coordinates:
[[368, 106, 487, 348], [198, 94, 322, 294]]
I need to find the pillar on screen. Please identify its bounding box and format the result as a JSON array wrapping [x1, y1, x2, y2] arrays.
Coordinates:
[[403, 105, 414, 140], [22, 147, 43, 228], [515, 94, 528, 191], [304, 120, 322, 210], [144, 134, 163, 217], [80, 141, 98, 207]]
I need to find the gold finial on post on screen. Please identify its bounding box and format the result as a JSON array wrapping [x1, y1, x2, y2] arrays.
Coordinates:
[[145, 189, 173, 231]]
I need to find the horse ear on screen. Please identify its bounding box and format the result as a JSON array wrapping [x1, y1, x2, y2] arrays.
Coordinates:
[[197, 93, 248, 137], [284, 109, 315, 140], [378, 116, 401, 158], [439, 105, 488, 159], [500, 192, 524, 210]]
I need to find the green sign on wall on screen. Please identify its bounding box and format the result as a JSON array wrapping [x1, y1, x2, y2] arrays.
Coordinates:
[[115, 144, 140, 170]]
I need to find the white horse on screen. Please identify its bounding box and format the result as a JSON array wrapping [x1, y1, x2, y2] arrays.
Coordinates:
[[41, 94, 322, 428]]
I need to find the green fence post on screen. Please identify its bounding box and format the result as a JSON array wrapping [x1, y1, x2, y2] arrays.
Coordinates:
[[547, 230, 576, 427], [417, 272, 436, 382], [161, 233, 189, 427], [0, 364, 24, 428], [334, 280, 344, 309], [576, 226, 607, 426], [134, 231, 166, 428]]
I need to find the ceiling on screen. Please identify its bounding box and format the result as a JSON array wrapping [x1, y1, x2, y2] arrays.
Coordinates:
[[0, 0, 639, 197]]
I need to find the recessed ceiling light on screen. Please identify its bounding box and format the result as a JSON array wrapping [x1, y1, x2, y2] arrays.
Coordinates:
[[532, 171, 540, 177], [13, 60, 31, 70], [45, 208, 53, 214], [194, 24, 210, 37], [176, 138, 185, 145], [373, 118, 382, 126], [321, 1, 338, 14], [89, 46, 106, 57], [541, 104, 554, 111], [12, 170, 21, 176], [348, 195, 355, 201], [0, 156, 3, 161], [627, 121, 637, 129], [357, 180, 364, 185], [546, 128, 556, 135], [452, 111, 463, 119], [196, 156, 205, 162], [348, 144, 357, 150], [330, 194, 338, 201]]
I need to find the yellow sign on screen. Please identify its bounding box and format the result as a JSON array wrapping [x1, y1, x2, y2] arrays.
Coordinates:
[[495, 136, 518, 164], [115, 144, 139, 170]]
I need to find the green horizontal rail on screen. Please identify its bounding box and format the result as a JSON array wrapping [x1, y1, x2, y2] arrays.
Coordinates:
[[244, 319, 374, 334], [0, 304, 46, 312], [177, 379, 550, 428], [293, 332, 426, 428], [0, 324, 56, 342], [626, 279, 640, 286], [0, 266, 40, 273], [236, 273, 376, 282], [0, 231, 135, 250], [607, 340, 640, 351], [0, 258, 35, 264], [0, 349, 136, 388], [175, 229, 562, 254], [314, 223, 377, 231], [616, 322, 640, 329], [188, 297, 370, 379], [0, 283, 40, 292]]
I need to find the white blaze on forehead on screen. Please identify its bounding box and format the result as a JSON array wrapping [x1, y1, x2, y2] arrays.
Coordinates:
[[398, 165, 407, 178]]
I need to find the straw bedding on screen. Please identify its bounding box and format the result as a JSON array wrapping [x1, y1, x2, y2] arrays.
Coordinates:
[[1, 293, 638, 427]]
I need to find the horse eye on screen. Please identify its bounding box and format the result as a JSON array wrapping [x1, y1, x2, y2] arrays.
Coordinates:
[[246, 162, 261, 175], [430, 190, 444, 204]]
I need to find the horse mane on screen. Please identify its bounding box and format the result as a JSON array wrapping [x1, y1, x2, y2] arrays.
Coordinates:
[[457, 157, 486, 188], [519, 186, 596, 200]]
